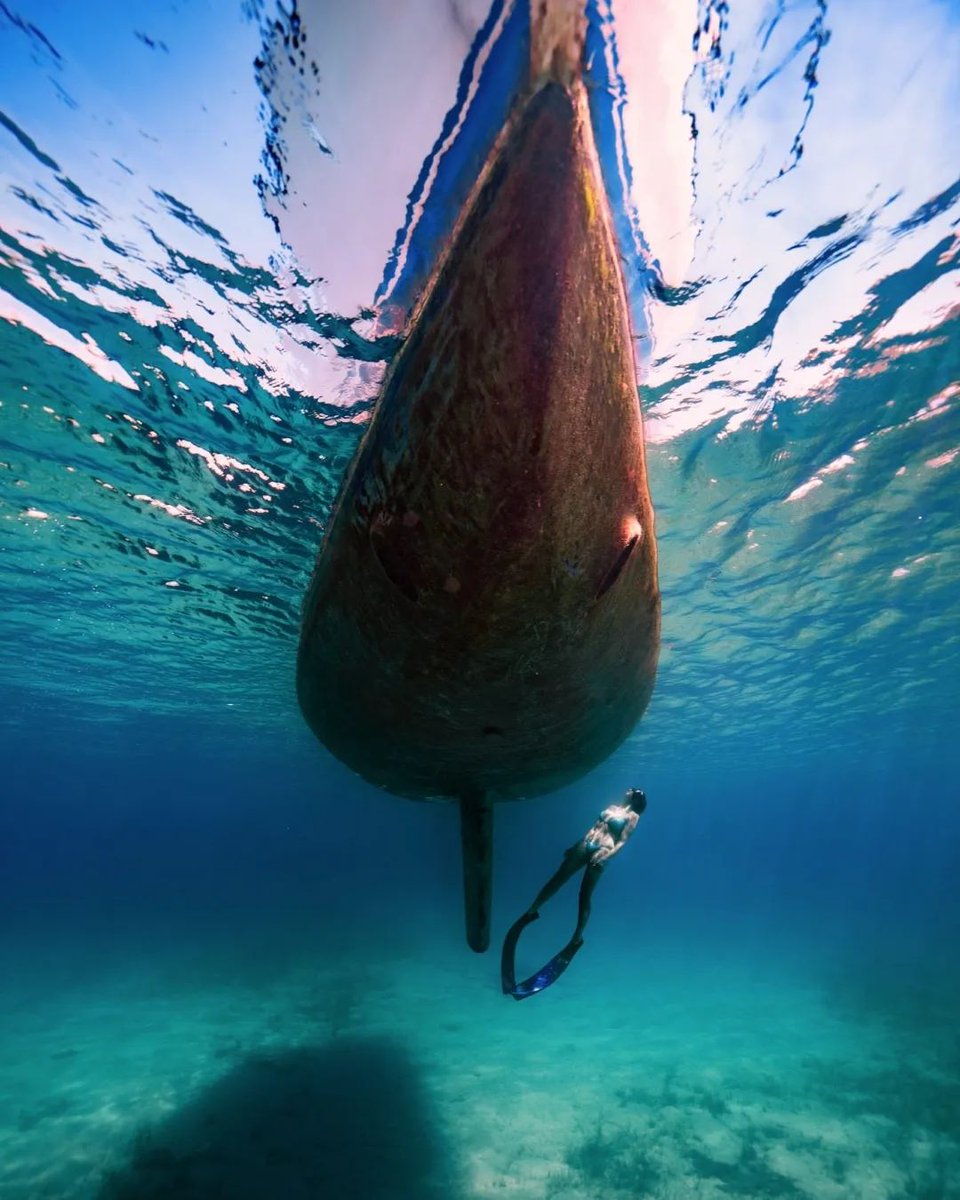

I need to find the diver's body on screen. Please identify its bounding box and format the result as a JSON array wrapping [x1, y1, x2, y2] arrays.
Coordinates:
[[527, 796, 641, 939], [501, 788, 646, 999]]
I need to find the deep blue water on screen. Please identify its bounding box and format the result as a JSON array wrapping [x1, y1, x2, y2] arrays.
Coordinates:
[[2, 1, 959, 1197]]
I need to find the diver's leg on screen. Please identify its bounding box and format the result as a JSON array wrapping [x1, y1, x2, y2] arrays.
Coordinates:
[[526, 845, 588, 913], [506, 864, 597, 1000], [502, 845, 588, 995], [570, 863, 604, 945]]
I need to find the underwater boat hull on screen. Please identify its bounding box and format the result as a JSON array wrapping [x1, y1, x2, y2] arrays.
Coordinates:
[[298, 80, 659, 799], [297, 66, 660, 947]]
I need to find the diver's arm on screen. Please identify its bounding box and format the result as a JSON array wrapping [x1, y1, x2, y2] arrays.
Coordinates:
[[603, 809, 640, 857], [591, 843, 618, 865], [591, 815, 636, 864]]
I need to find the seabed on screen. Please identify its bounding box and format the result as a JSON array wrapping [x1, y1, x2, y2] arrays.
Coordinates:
[[1, 920, 956, 1199]]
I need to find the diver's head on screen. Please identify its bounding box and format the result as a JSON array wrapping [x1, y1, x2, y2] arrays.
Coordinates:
[[625, 787, 647, 814]]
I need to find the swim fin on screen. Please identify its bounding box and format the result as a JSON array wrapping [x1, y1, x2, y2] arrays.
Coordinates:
[[501, 910, 583, 1000]]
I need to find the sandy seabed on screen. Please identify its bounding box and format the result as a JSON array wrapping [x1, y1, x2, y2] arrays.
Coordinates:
[[1, 923, 957, 1199]]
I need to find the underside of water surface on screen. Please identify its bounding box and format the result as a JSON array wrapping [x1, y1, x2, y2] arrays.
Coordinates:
[[1, 1, 959, 1197]]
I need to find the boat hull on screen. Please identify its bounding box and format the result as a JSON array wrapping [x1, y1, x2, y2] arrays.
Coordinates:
[[297, 79, 660, 804]]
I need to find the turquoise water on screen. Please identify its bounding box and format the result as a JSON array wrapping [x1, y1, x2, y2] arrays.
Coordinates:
[[2, 1, 959, 1197]]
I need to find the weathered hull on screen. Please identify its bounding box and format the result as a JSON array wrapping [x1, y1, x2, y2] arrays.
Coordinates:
[[297, 77, 660, 804]]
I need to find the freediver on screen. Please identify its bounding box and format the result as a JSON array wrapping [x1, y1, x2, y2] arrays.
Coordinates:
[[501, 788, 646, 1000]]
